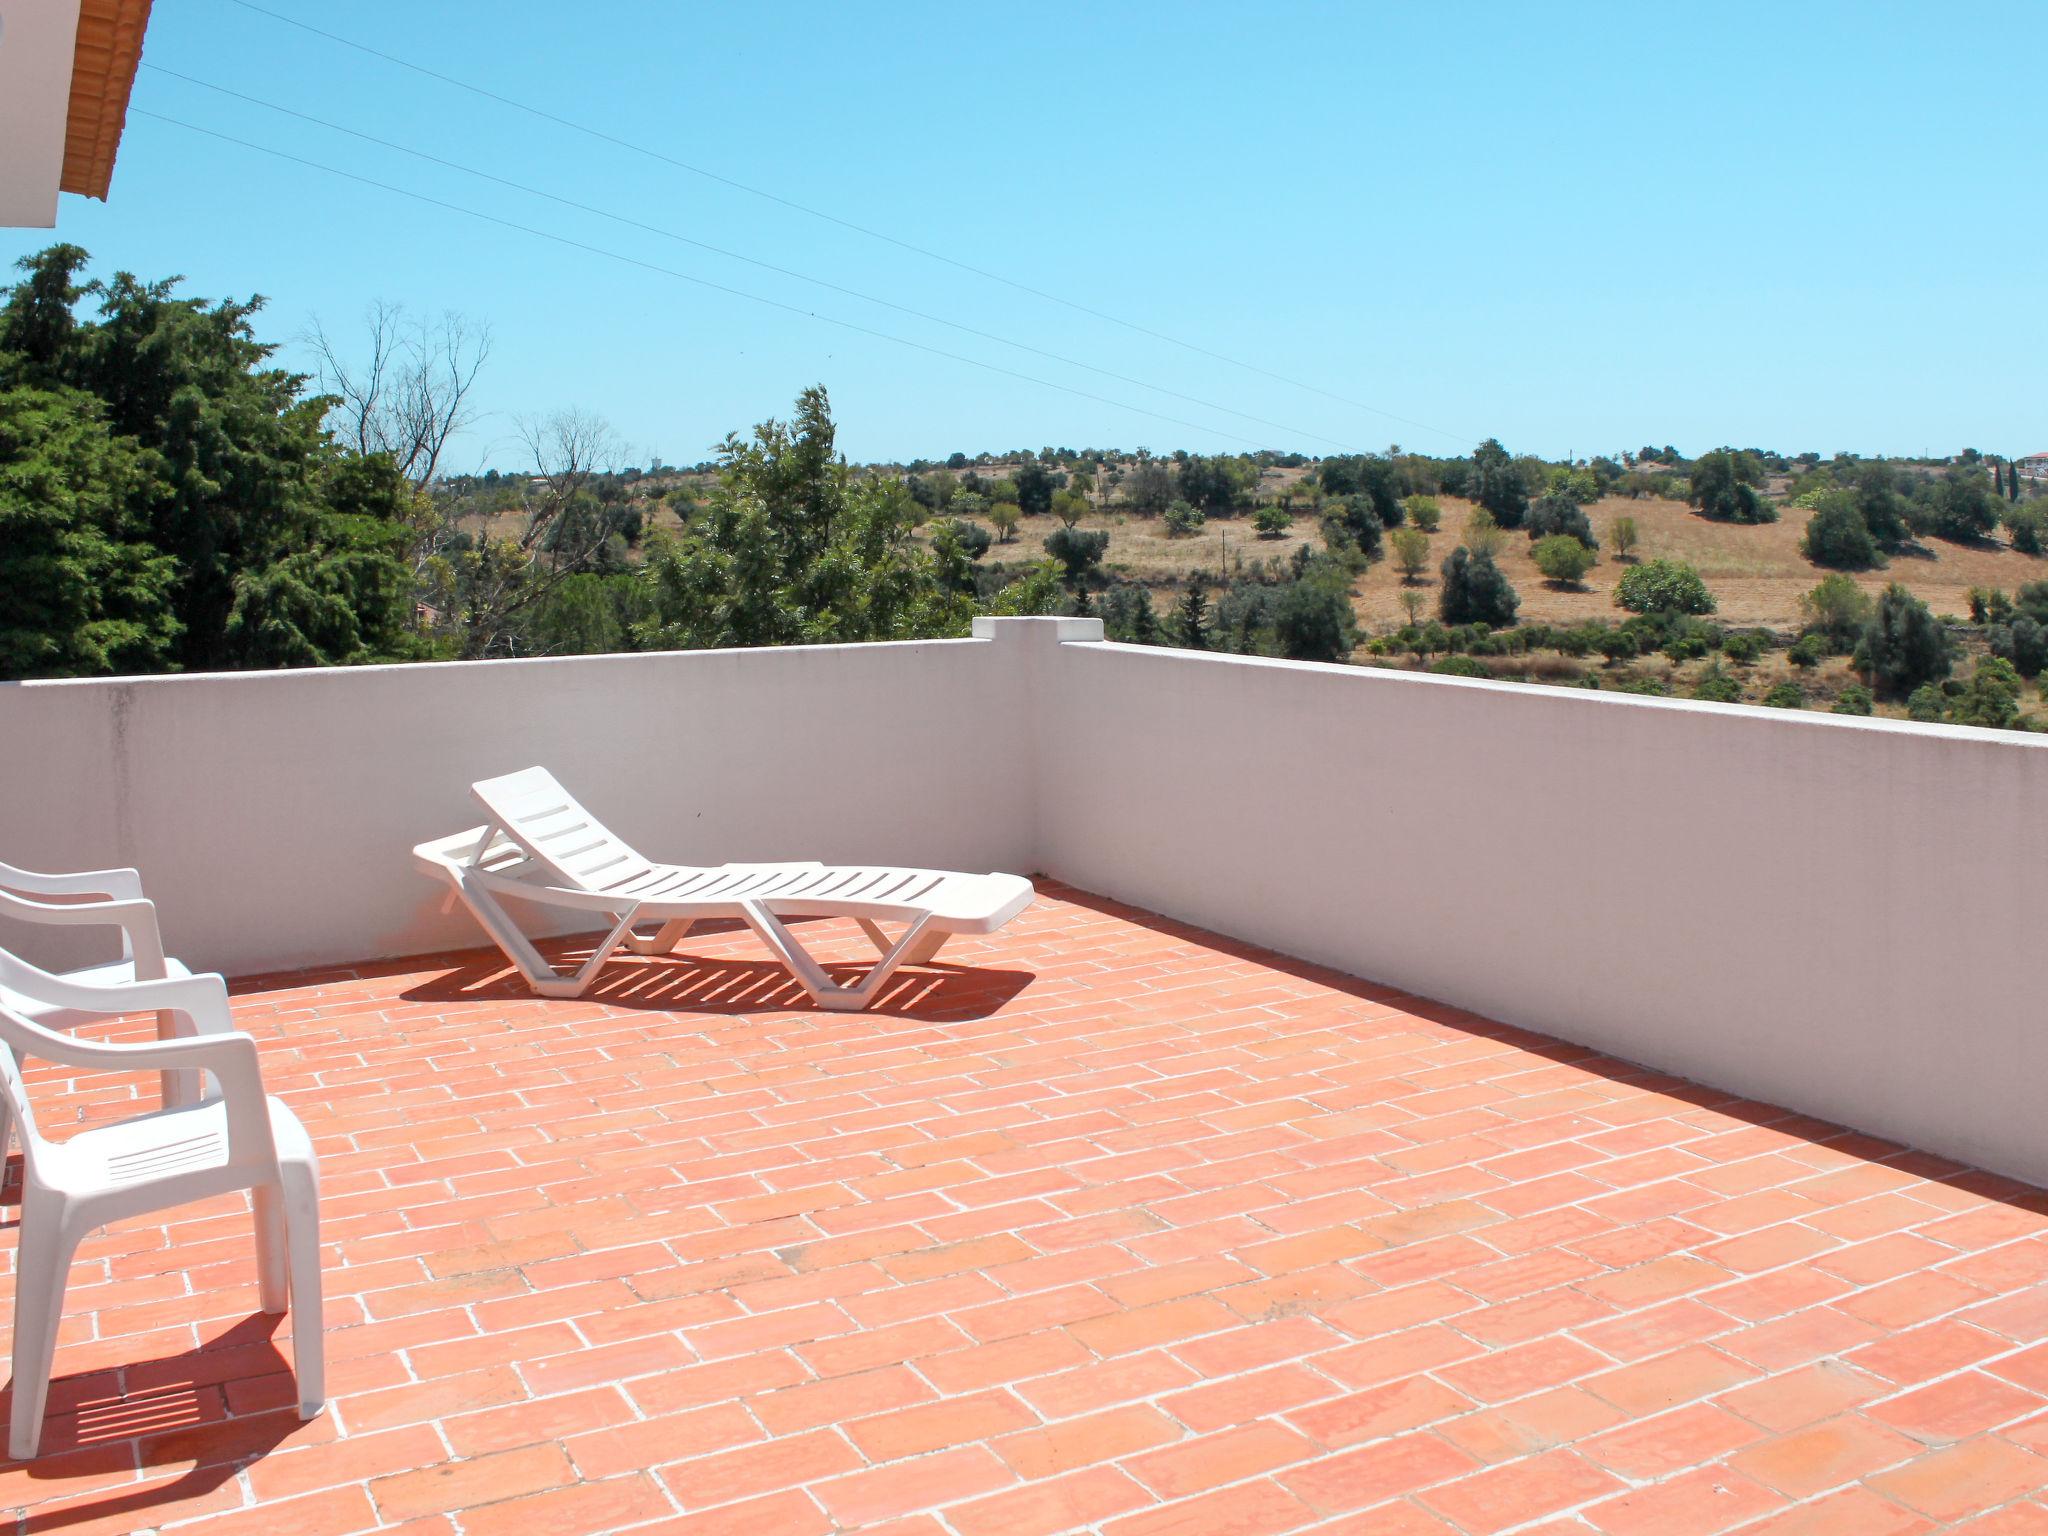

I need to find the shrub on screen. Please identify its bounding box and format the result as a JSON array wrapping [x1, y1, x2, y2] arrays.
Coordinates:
[[1438, 547, 1519, 627], [2018, 581, 2048, 626], [1905, 684, 1947, 722], [1163, 499, 1205, 537], [1272, 575, 1357, 662], [1614, 677, 1671, 696], [1615, 558, 1716, 616], [1787, 633, 1826, 669], [1991, 615, 2048, 677], [1472, 438, 1529, 528], [1664, 633, 1710, 662], [1720, 631, 1767, 665], [1801, 492, 1881, 569], [1043, 526, 1109, 588], [1404, 495, 1442, 532], [1853, 583, 1953, 698], [1801, 572, 1872, 649], [940, 517, 992, 561], [1609, 516, 1638, 561], [1831, 683, 1873, 715], [1597, 629, 1639, 663], [1525, 495, 1597, 548], [1390, 526, 1431, 583], [2005, 501, 2046, 555], [1762, 681, 1804, 709], [1429, 654, 1490, 678], [1967, 586, 2012, 624], [1693, 664, 1742, 703], [1462, 508, 1504, 558], [1690, 448, 1776, 523], [1948, 656, 2024, 730], [1532, 535, 1596, 586], [1252, 503, 1293, 538]]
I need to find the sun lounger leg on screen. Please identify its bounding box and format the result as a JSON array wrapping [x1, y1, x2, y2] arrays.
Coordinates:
[[859, 920, 948, 969], [457, 875, 639, 998], [622, 918, 694, 956], [741, 902, 936, 1012]]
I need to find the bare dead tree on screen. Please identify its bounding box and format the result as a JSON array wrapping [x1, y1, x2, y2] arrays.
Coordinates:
[[309, 302, 492, 490], [455, 409, 629, 658]]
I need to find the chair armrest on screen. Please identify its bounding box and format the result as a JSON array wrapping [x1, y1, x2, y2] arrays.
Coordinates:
[[0, 888, 168, 975], [8, 1023, 272, 1149], [0, 948, 228, 1032], [0, 860, 145, 901]]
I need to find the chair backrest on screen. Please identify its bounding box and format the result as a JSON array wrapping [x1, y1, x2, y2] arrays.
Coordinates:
[[470, 768, 660, 892]]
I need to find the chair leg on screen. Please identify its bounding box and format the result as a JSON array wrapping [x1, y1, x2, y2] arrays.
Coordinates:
[[859, 920, 948, 968], [8, 1205, 80, 1462], [455, 877, 640, 999], [253, 1184, 288, 1314], [281, 1164, 324, 1419]]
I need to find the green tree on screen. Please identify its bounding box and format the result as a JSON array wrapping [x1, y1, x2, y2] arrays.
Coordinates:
[[2004, 501, 2045, 555], [1044, 525, 1110, 590], [1439, 547, 1519, 626], [1471, 438, 1529, 528], [1532, 534, 1595, 586], [1012, 460, 1059, 516], [1171, 577, 1212, 649], [1800, 490, 1880, 569], [1525, 494, 1597, 548], [1689, 448, 1775, 523], [1615, 558, 1716, 615], [1926, 463, 1999, 541], [0, 245, 428, 673], [987, 500, 1021, 542], [1800, 572, 1873, 649], [1852, 582, 1953, 698], [1389, 526, 1431, 583], [1163, 498, 1206, 537], [639, 386, 965, 649], [1272, 568, 1357, 662], [1252, 502, 1294, 537], [1948, 656, 2024, 729], [0, 383, 179, 676], [1608, 515, 1639, 561]]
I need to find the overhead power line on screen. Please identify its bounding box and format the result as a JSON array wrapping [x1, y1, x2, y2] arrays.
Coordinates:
[[133, 109, 1319, 452], [141, 64, 1364, 454], [216, 0, 1467, 448]]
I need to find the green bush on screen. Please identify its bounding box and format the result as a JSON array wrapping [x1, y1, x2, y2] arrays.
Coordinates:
[[1689, 448, 1776, 523], [1991, 615, 2048, 677], [1801, 492, 1881, 569], [1905, 684, 1947, 721], [1787, 633, 1826, 668], [1428, 654, 1490, 678], [1801, 572, 1872, 649], [1720, 631, 1767, 665], [1043, 526, 1109, 588], [1438, 547, 1519, 627], [1615, 558, 1716, 616], [1831, 683, 1874, 715], [1163, 499, 1205, 537], [1762, 681, 1804, 709], [1252, 503, 1294, 538], [1614, 677, 1671, 696], [2005, 501, 2046, 556], [1597, 629, 1639, 663], [1853, 583, 1953, 698], [1390, 526, 1431, 583], [1948, 656, 2025, 730], [1532, 535, 1596, 586], [1404, 495, 1442, 532], [1693, 664, 1743, 702], [1525, 496, 1597, 548], [1272, 573, 1358, 662]]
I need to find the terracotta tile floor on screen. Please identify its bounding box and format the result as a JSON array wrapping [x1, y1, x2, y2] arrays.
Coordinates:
[[6, 885, 2048, 1535]]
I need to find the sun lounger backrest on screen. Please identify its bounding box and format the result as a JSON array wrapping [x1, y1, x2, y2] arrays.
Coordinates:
[[471, 767, 659, 893]]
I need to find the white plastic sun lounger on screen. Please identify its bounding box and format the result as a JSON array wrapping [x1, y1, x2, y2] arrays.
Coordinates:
[[414, 767, 1034, 1011]]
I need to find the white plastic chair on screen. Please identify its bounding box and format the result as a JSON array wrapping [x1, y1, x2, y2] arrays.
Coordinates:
[[0, 947, 322, 1460], [0, 858, 190, 1111]]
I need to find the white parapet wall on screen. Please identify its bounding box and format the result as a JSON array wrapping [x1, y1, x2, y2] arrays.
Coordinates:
[[4, 617, 2048, 1180], [0, 636, 1032, 977], [1033, 631, 2048, 1184]]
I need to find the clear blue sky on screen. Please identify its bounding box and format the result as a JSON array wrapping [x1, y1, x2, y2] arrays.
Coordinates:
[[9, 0, 2043, 471]]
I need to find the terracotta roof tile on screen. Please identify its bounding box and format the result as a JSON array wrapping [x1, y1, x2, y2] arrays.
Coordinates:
[[60, 0, 154, 200]]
